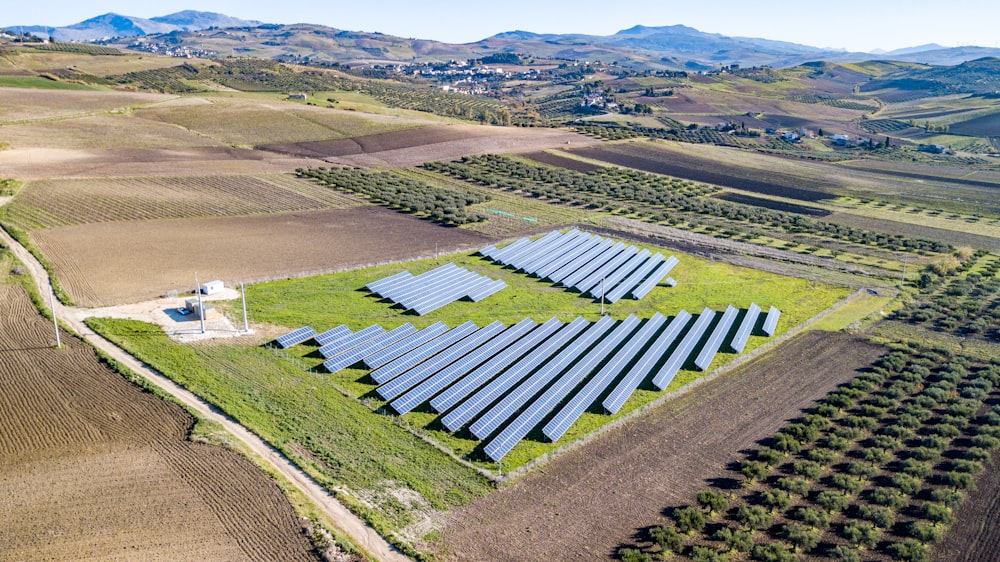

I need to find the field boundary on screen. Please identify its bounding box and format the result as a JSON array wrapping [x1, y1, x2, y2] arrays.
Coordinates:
[[501, 286, 868, 482]]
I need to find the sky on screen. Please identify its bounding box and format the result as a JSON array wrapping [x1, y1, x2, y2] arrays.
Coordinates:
[[3, 0, 998, 53]]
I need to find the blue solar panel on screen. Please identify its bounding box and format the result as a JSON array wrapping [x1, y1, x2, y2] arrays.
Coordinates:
[[604, 253, 663, 304], [536, 234, 601, 280], [547, 238, 615, 283], [762, 306, 781, 336], [478, 244, 497, 257], [489, 237, 530, 263], [314, 325, 352, 347], [322, 324, 416, 374], [407, 273, 486, 315], [467, 279, 506, 302], [370, 321, 478, 384], [575, 245, 638, 294], [318, 324, 386, 359], [482, 315, 640, 461], [440, 317, 587, 432], [366, 270, 413, 294], [694, 305, 739, 371], [602, 311, 692, 414], [388, 319, 537, 414], [380, 263, 457, 300], [500, 230, 563, 266], [543, 313, 665, 442], [363, 322, 449, 370], [630, 256, 679, 300], [389, 266, 469, 306], [431, 318, 563, 414], [730, 303, 761, 354], [275, 326, 316, 348], [507, 231, 574, 272], [560, 242, 626, 288], [516, 230, 583, 274], [584, 248, 651, 298], [469, 316, 615, 440], [652, 307, 715, 391]]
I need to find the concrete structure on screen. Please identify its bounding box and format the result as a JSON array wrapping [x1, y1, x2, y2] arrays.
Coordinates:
[[201, 280, 224, 295]]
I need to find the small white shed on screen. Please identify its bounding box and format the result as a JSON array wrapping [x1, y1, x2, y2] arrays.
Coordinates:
[[201, 280, 224, 295]]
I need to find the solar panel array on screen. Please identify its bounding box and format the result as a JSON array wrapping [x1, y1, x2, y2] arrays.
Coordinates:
[[762, 306, 781, 336], [479, 230, 678, 302], [277, 304, 779, 462], [275, 326, 316, 348], [366, 263, 504, 315]]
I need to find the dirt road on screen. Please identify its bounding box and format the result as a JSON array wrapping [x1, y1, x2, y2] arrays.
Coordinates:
[[0, 223, 409, 562]]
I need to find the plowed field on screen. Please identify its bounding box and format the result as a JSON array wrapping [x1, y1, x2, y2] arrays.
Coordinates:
[[33, 206, 488, 306], [0, 283, 318, 561], [437, 331, 885, 561], [934, 453, 1000, 561]]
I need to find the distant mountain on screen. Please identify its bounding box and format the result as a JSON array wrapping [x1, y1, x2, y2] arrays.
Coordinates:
[[860, 57, 1000, 95], [4, 11, 261, 41], [884, 43, 947, 56]]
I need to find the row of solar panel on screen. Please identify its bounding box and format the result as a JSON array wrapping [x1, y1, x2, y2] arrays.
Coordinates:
[[479, 230, 677, 303], [273, 305, 780, 461], [365, 263, 505, 315]]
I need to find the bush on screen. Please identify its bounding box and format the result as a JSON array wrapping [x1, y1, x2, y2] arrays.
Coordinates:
[[806, 448, 838, 465], [941, 470, 975, 490], [882, 424, 914, 439], [751, 543, 798, 562], [742, 460, 768, 482], [908, 521, 944, 543], [858, 504, 896, 528], [862, 447, 892, 465], [845, 461, 879, 479], [690, 545, 727, 562], [756, 446, 785, 466], [776, 477, 810, 496], [829, 473, 864, 494], [774, 433, 803, 453], [784, 423, 819, 443], [759, 489, 791, 511], [736, 505, 773, 530], [792, 460, 823, 480], [966, 447, 992, 462], [908, 447, 941, 462], [617, 547, 652, 562], [971, 434, 1000, 449], [697, 489, 729, 514], [867, 487, 907, 508], [887, 538, 930, 561], [828, 544, 861, 562], [892, 473, 923, 495], [825, 435, 852, 451], [929, 487, 964, 508], [950, 459, 984, 474], [792, 506, 829, 529], [784, 523, 820, 552], [920, 435, 948, 450], [929, 423, 961, 438], [900, 458, 934, 479], [920, 502, 954, 525], [815, 491, 851, 513], [840, 521, 880, 549], [649, 525, 682, 554], [713, 526, 753, 553], [674, 506, 706, 534]]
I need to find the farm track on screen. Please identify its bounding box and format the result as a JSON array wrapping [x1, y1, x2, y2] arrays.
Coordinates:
[[439, 331, 885, 561], [0, 223, 409, 562]]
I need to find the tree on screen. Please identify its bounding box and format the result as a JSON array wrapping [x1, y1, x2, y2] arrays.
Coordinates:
[[858, 504, 896, 529], [697, 489, 729, 515], [793, 506, 829, 530], [714, 526, 754, 553], [751, 543, 797, 562], [841, 521, 880, 549], [942, 470, 975, 490], [617, 547, 652, 562], [908, 521, 944, 543], [784, 523, 820, 552], [674, 506, 706, 534], [920, 502, 954, 525], [828, 544, 861, 562], [759, 489, 791, 511], [736, 505, 773, 530], [690, 545, 727, 562], [815, 491, 850, 513], [887, 539, 930, 562], [649, 525, 683, 554], [741, 460, 768, 482], [884, 135, 891, 148]]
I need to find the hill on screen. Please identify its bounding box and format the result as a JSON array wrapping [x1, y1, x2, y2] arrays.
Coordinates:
[[4, 11, 261, 41]]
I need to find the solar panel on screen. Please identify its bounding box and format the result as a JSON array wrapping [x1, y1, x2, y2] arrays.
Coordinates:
[[507, 230, 574, 271], [543, 313, 665, 442], [603, 253, 663, 304], [584, 248, 651, 298], [489, 237, 530, 263], [407, 273, 487, 315], [535, 234, 601, 280], [322, 324, 417, 374], [730, 303, 762, 354], [388, 319, 537, 414], [500, 230, 563, 266], [478, 244, 497, 257], [469, 316, 615, 440], [762, 306, 781, 336], [602, 311, 692, 414], [630, 256, 679, 300], [389, 266, 469, 306], [318, 324, 386, 359], [314, 325, 352, 347], [547, 238, 615, 283], [559, 241, 626, 288], [572, 245, 637, 293], [516, 229, 584, 275], [378, 265, 457, 300], [467, 279, 506, 302], [370, 321, 478, 384], [366, 270, 413, 294], [651, 307, 715, 391], [377, 321, 506, 402], [431, 318, 564, 414], [440, 317, 587, 432], [275, 326, 316, 348], [693, 305, 739, 371], [363, 321, 449, 370]]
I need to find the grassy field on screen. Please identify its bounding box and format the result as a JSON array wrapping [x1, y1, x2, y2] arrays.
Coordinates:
[[0, 76, 101, 90]]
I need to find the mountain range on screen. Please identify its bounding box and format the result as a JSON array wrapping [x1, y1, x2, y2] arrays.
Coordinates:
[[5, 11, 1000, 68]]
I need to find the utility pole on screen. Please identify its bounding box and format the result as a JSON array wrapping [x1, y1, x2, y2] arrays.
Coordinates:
[[49, 286, 61, 348], [195, 273, 205, 334], [241, 282, 249, 333]]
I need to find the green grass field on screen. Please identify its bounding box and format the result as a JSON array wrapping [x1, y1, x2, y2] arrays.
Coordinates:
[[0, 76, 101, 90]]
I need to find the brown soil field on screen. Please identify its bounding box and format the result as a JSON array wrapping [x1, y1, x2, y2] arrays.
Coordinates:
[[437, 331, 885, 561], [0, 283, 318, 561], [3, 174, 364, 230], [0, 87, 176, 122], [1, 113, 228, 150], [826, 212, 1000, 249], [522, 150, 605, 173], [0, 146, 325, 181], [32, 206, 489, 306], [715, 192, 832, 217], [261, 124, 599, 168], [934, 453, 1000, 561], [568, 143, 834, 202]]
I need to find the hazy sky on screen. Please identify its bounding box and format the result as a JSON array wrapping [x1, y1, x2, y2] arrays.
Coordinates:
[[3, 0, 997, 53]]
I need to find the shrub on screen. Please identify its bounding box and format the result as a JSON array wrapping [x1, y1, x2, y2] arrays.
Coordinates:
[[966, 447, 991, 462], [971, 434, 1000, 449], [697, 489, 729, 515], [896, 413, 922, 428], [871, 435, 903, 451], [825, 435, 852, 451], [941, 470, 975, 490], [617, 547, 652, 562], [900, 459, 933, 479], [920, 502, 954, 525], [690, 545, 727, 562], [649, 525, 682, 554], [908, 446, 941, 462], [742, 460, 768, 482], [783, 523, 820, 552], [815, 491, 851, 513], [920, 435, 948, 450], [892, 473, 923, 495], [751, 543, 798, 562], [857, 504, 896, 528], [862, 447, 892, 465], [713, 527, 753, 553], [908, 521, 944, 543], [804, 413, 833, 429], [867, 487, 907, 508], [784, 423, 819, 443], [929, 423, 961, 438], [843, 415, 878, 431], [806, 448, 838, 465], [674, 506, 706, 534], [736, 505, 773, 530], [776, 477, 810, 496], [792, 506, 829, 529], [759, 489, 791, 511], [832, 426, 862, 440], [791, 460, 823, 480], [950, 459, 983, 474], [887, 538, 930, 561], [840, 521, 880, 549], [882, 424, 914, 439], [756, 446, 785, 466], [829, 473, 864, 494], [828, 544, 861, 562], [845, 461, 879, 479], [774, 433, 803, 453], [929, 487, 964, 508]]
